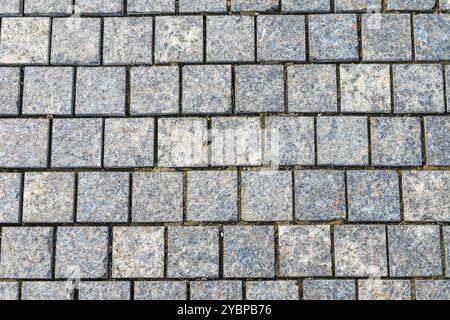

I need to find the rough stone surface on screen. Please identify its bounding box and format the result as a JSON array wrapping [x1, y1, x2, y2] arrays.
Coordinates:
[[79, 282, 130, 301], [371, 117, 423, 166], [167, 227, 219, 278], [358, 280, 412, 300], [134, 281, 187, 300], [387, 0, 435, 10], [24, 0, 72, 14], [112, 227, 165, 278], [77, 172, 129, 223], [0, 282, 18, 300], [303, 280, 356, 300], [21, 282, 73, 300], [336, 0, 381, 11], [179, 0, 227, 12], [127, 0, 175, 13], [76, 0, 123, 14], [416, 281, 450, 300], [232, 0, 279, 11], [0, 68, 20, 115], [190, 281, 243, 300], [55, 227, 109, 279], [334, 225, 388, 277], [23, 172, 74, 223], [246, 281, 299, 300], [282, 0, 330, 12], [414, 14, 450, 61], [425, 116, 450, 166], [0, 1, 20, 15], [187, 171, 237, 222], [0, 227, 53, 279], [445, 227, 450, 277], [388, 225, 442, 277], [0, 173, 21, 223], [223, 226, 275, 278]]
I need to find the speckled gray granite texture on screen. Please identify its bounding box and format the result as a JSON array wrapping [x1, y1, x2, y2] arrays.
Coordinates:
[[0, 2, 449, 301]]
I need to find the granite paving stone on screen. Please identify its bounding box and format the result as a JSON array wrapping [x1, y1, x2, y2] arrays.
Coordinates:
[[23, 172, 74, 223], [167, 227, 219, 278], [134, 281, 187, 300], [187, 170, 237, 222], [190, 281, 243, 300], [442, 0, 450, 9], [24, 0, 72, 15], [77, 172, 129, 223], [371, 117, 422, 166], [416, 281, 450, 300], [232, 0, 279, 11], [223, 226, 275, 278], [0, 67, 20, 115], [76, 0, 123, 14], [425, 116, 450, 165], [0, 173, 21, 223], [282, 0, 330, 12], [0, 1, 20, 15], [336, 0, 381, 11], [358, 280, 412, 300], [79, 282, 130, 301], [246, 281, 299, 300], [127, 0, 175, 13], [446, 66, 450, 109], [444, 227, 450, 277], [179, 0, 227, 12], [303, 280, 356, 300], [414, 14, 450, 61], [0, 282, 18, 300], [388, 225, 442, 277], [55, 227, 109, 279], [21, 282, 73, 300], [112, 227, 165, 278], [387, 0, 435, 10], [51, 118, 103, 168], [0, 227, 53, 279]]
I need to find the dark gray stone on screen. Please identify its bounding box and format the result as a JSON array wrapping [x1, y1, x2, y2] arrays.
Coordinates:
[[303, 280, 356, 300], [79, 282, 130, 300], [414, 14, 450, 61], [190, 281, 243, 300], [425, 116, 450, 166], [246, 281, 299, 300], [134, 281, 187, 300], [0, 68, 20, 115], [358, 280, 411, 300], [0, 173, 21, 223]]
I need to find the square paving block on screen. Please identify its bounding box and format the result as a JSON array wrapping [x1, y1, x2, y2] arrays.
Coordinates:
[[0, 1, 20, 15], [416, 281, 450, 300], [414, 14, 450, 61], [0, 282, 18, 300]]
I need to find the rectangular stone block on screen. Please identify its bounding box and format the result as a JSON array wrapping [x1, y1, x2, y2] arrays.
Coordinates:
[[76, 0, 123, 14], [0, 1, 20, 15], [445, 227, 450, 277], [387, 0, 435, 10], [79, 282, 130, 300], [25, 0, 72, 14], [282, 0, 330, 12], [336, 0, 381, 11], [134, 281, 187, 300], [416, 281, 450, 300], [425, 116, 450, 166], [246, 281, 299, 300], [303, 280, 356, 300], [232, 0, 279, 11], [0, 68, 20, 115], [179, 0, 227, 12], [21, 282, 72, 300], [0, 282, 18, 300], [190, 281, 242, 300], [358, 280, 411, 300], [0, 173, 21, 223], [127, 0, 175, 13], [414, 14, 450, 61]]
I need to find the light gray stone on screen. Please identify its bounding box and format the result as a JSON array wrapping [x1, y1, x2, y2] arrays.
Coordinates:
[[167, 227, 219, 278], [303, 280, 356, 300], [76, 0, 123, 14], [127, 0, 175, 13], [112, 227, 165, 278], [416, 281, 450, 300], [388, 225, 442, 277], [23, 67, 73, 115], [279, 225, 332, 277], [0, 227, 53, 279], [23, 172, 74, 223], [425, 116, 450, 165], [0, 1, 20, 15], [132, 172, 183, 222], [21, 282, 72, 300], [282, 0, 330, 11], [76, 67, 126, 115], [241, 171, 292, 222], [0, 68, 20, 115], [190, 281, 242, 300], [235, 65, 284, 113], [444, 227, 450, 277], [232, 0, 279, 11], [25, 0, 72, 14], [0, 18, 50, 64], [246, 281, 299, 300], [0, 282, 18, 300], [134, 281, 187, 300], [0, 119, 49, 168], [0, 173, 21, 223], [207, 16, 254, 62], [182, 65, 232, 114], [388, 0, 435, 10], [51, 118, 103, 168], [187, 170, 237, 222], [334, 225, 388, 277], [358, 280, 411, 300], [131, 67, 179, 115], [447, 66, 450, 111], [79, 282, 130, 300], [414, 14, 450, 61], [336, 0, 381, 11], [288, 64, 337, 112], [179, 0, 227, 12], [55, 227, 109, 279], [77, 172, 129, 223], [104, 118, 155, 168], [442, 0, 450, 9]]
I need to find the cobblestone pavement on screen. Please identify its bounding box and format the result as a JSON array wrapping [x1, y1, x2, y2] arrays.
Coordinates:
[[0, 0, 449, 301]]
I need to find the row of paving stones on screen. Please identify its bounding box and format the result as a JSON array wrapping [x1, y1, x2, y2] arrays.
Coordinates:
[[0, 225, 449, 279], [0, 279, 449, 300], [0, 14, 449, 64], [1, 64, 449, 115], [1, 116, 449, 168], [0, 170, 449, 223], [1, 0, 450, 15]]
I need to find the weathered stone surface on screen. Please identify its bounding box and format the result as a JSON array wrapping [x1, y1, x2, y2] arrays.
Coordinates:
[[425, 116, 450, 165], [21, 282, 72, 300], [358, 280, 411, 300], [127, 0, 175, 13], [134, 281, 187, 300], [187, 171, 237, 222], [0, 282, 18, 300], [362, 14, 412, 61], [24, 0, 72, 14], [414, 14, 450, 61], [206, 16, 254, 62], [309, 14, 358, 62], [0, 18, 50, 64], [104, 118, 155, 168], [23, 172, 74, 223], [317, 116, 369, 166], [389, 225, 442, 277], [76, 67, 126, 115], [303, 280, 356, 300], [190, 281, 242, 300], [235, 65, 284, 113], [282, 0, 330, 11], [131, 67, 179, 115], [79, 282, 130, 300], [445, 227, 450, 277], [0, 173, 21, 223], [0, 68, 20, 115], [223, 226, 275, 278], [371, 117, 422, 166], [132, 172, 183, 222], [334, 225, 388, 277], [23, 67, 73, 115], [76, 0, 123, 14], [442, 0, 450, 9], [347, 170, 401, 221], [246, 281, 299, 300], [387, 0, 435, 10], [51, 18, 100, 65], [257, 15, 306, 62], [0, 1, 20, 15], [402, 171, 450, 221], [279, 226, 332, 276], [51, 118, 103, 168], [0, 227, 53, 279], [393, 64, 445, 113], [112, 227, 165, 278], [288, 65, 337, 112], [416, 281, 450, 300], [77, 172, 129, 223], [182, 65, 232, 114], [55, 227, 109, 279], [340, 64, 391, 113], [336, 0, 381, 11], [179, 0, 227, 12], [295, 170, 346, 221], [155, 16, 203, 63], [167, 227, 219, 278], [232, 0, 279, 11], [447, 66, 450, 110], [242, 171, 292, 222], [0, 119, 48, 168]]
